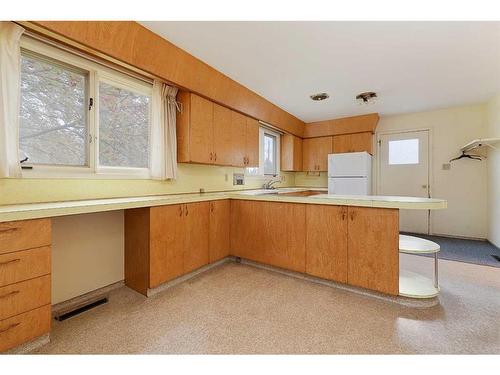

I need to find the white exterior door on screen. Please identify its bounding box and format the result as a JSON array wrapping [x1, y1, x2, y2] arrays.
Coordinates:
[[378, 130, 430, 234]]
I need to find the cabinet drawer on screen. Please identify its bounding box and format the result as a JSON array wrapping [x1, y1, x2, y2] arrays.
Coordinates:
[[0, 304, 51, 352], [0, 246, 51, 287], [0, 275, 51, 320], [0, 219, 51, 254]]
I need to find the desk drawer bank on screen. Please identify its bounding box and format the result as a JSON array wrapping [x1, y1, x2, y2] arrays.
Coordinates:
[[0, 218, 51, 352]]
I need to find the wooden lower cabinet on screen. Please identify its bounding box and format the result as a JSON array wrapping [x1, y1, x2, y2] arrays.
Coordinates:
[[209, 200, 230, 263], [230, 200, 306, 273], [125, 201, 211, 295], [149, 205, 185, 288], [347, 207, 399, 295], [183, 202, 209, 273], [0, 305, 51, 353], [305, 205, 348, 283]]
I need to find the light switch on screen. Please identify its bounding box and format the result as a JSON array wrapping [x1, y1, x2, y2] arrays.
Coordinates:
[[442, 163, 451, 170]]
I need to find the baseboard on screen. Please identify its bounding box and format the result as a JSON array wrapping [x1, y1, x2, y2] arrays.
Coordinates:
[[147, 257, 235, 297], [52, 280, 124, 318], [237, 258, 439, 309], [4, 333, 50, 354]]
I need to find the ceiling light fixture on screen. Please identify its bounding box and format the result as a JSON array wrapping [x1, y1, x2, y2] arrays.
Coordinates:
[[310, 93, 329, 101], [356, 92, 378, 105]]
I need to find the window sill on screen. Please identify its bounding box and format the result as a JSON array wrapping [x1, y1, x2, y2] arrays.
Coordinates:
[[21, 166, 151, 180]]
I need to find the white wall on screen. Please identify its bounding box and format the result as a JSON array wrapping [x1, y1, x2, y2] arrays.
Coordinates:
[[375, 104, 488, 239], [52, 211, 124, 304], [487, 95, 500, 247]]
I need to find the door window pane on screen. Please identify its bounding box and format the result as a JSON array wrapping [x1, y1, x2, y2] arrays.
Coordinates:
[[263, 133, 277, 175], [98, 81, 151, 168], [389, 138, 419, 165], [19, 53, 88, 166]]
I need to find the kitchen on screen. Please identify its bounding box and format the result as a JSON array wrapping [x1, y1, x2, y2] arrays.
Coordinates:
[[0, 10, 499, 369]]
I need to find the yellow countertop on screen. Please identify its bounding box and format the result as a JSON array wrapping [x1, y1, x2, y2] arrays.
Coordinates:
[[0, 188, 447, 222]]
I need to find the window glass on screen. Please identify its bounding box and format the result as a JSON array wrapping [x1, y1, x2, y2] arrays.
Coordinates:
[[389, 138, 419, 165], [263, 133, 277, 175], [19, 53, 87, 166], [98, 81, 151, 168]]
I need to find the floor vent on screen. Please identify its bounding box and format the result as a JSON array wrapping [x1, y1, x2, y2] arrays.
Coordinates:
[[491, 255, 500, 263], [54, 297, 108, 322]]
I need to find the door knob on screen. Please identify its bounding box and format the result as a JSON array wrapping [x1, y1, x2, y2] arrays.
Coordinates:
[[422, 184, 428, 189]]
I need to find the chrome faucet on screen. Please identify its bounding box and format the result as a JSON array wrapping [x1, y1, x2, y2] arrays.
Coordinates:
[[262, 179, 280, 190]]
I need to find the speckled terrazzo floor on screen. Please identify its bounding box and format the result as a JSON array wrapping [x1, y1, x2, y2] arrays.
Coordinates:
[[34, 254, 500, 354]]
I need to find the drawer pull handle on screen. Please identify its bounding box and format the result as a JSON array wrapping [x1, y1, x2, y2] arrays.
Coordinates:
[[0, 290, 19, 299], [0, 259, 21, 266], [0, 322, 20, 334], [0, 227, 18, 234]]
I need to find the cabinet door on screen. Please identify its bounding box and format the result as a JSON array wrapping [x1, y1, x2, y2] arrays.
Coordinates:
[[347, 207, 399, 295], [281, 134, 303, 171], [245, 117, 260, 167], [231, 111, 247, 167], [333, 132, 373, 154], [230, 200, 261, 260], [150, 205, 185, 288], [305, 205, 348, 283], [183, 202, 210, 273], [302, 137, 332, 171], [209, 200, 231, 263], [230, 200, 306, 272], [213, 104, 233, 165], [190, 94, 214, 164]]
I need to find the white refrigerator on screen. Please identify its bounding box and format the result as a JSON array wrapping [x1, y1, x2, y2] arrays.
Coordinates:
[[328, 152, 372, 195]]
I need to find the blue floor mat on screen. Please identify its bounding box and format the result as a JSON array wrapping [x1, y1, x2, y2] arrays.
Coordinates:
[[402, 233, 500, 268]]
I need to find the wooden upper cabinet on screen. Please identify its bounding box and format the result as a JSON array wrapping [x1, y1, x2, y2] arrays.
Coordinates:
[[281, 133, 303, 171], [302, 136, 332, 172], [305, 205, 348, 283], [347, 207, 399, 295], [189, 94, 214, 164], [245, 118, 260, 167], [209, 200, 231, 263], [213, 103, 233, 165], [178, 91, 261, 168], [231, 111, 247, 167], [333, 132, 373, 155]]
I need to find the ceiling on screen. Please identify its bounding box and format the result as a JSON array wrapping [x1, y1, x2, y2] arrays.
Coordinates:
[[139, 21, 500, 123]]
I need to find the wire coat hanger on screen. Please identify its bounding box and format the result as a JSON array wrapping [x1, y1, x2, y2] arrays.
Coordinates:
[[449, 151, 483, 163]]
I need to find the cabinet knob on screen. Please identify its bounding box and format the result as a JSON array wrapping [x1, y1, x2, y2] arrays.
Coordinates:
[[209, 152, 213, 161], [185, 205, 189, 216], [214, 153, 217, 161], [179, 206, 183, 217]]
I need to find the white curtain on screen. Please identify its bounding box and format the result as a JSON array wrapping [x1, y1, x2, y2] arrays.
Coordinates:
[[0, 22, 24, 178], [151, 80, 179, 180]]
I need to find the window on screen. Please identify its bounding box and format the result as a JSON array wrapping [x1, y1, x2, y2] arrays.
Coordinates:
[[19, 37, 153, 178], [388, 138, 419, 165], [98, 81, 151, 168], [263, 133, 277, 175], [246, 127, 281, 177], [19, 52, 88, 167]]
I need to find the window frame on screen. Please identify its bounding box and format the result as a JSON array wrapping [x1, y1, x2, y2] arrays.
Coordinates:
[[19, 36, 153, 179], [246, 126, 281, 178]]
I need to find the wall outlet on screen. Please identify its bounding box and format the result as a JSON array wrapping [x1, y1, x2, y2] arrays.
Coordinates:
[[233, 173, 245, 186], [442, 163, 451, 170]]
